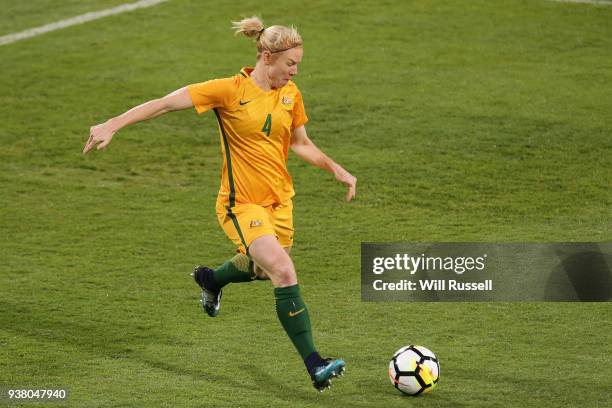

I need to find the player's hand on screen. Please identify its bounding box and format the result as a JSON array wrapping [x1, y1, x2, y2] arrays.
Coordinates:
[[334, 166, 357, 202], [83, 122, 115, 154]]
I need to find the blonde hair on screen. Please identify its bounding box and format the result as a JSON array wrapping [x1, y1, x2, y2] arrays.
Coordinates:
[[232, 16, 302, 58]]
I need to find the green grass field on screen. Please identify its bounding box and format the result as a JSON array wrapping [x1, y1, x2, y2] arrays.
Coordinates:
[[1, 0, 611, 406]]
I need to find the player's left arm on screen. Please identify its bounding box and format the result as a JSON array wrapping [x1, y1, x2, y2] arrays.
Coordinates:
[[290, 125, 356, 202]]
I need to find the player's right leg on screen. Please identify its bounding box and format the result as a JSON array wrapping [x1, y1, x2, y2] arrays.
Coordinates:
[[191, 253, 253, 317], [192, 202, 275, 316]]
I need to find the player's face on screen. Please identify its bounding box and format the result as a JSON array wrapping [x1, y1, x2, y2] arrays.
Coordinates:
[[268, 47, 303, 89]]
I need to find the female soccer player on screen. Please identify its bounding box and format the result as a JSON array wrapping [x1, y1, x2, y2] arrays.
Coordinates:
[[82, 16, 356, 392]]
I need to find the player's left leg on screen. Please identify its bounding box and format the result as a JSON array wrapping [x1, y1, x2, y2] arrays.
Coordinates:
[[198, 200, 294, 292], [250, 199, 294, 280], [249, 234, 345, 391]]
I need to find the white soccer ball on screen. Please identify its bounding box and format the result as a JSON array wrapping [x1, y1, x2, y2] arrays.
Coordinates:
[[388, 345, 440, 396]]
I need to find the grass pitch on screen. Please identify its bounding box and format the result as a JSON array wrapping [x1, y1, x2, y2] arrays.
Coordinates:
[[1, 1, 611, 407]]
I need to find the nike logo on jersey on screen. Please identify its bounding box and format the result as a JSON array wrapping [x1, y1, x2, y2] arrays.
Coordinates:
[[288, 308, 305, 317], [239, 99, 254, 105]]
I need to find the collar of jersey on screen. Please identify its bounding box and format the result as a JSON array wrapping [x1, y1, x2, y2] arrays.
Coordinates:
[[240, 67, 255, 78], [240, 66, 289, 95]]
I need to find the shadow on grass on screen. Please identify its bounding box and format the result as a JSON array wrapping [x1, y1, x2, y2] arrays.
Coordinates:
[[352, 375, 468, 408], [3, 300, 472, 407], [0, 300, 242, 386], [3, 299, 381, 404]]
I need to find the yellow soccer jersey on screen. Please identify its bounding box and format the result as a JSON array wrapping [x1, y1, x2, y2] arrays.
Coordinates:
[[188, 67, 308, 208]]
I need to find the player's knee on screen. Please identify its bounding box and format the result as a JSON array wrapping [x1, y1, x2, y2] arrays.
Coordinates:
[[248, 235, 296, 285], [269, 259, 296, 286]]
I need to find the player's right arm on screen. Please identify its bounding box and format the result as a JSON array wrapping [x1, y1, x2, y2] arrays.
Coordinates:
[[83, 87, 193, 154]]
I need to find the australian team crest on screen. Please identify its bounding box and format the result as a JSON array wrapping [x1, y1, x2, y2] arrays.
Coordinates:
[[282, 96, 292, 105]]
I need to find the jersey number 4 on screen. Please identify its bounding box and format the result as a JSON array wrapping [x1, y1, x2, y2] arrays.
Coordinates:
[[262, 114, 272, 137]]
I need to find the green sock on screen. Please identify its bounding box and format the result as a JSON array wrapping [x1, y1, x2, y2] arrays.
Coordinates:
[[274, 284, 317, 360], [213, 254, 254, 287]]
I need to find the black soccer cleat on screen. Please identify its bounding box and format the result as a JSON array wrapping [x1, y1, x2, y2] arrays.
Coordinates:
[[311, 358, 346, 392], [191, 265, 222, 317]]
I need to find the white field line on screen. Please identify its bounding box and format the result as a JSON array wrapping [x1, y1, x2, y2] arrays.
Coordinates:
[[548, 0, 612, 5], [0, 0, 168, 46]]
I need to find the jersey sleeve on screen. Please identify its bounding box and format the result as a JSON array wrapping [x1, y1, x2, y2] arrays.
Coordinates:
[[187, 77, 236, 114], [291, 89, 308, 129]]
